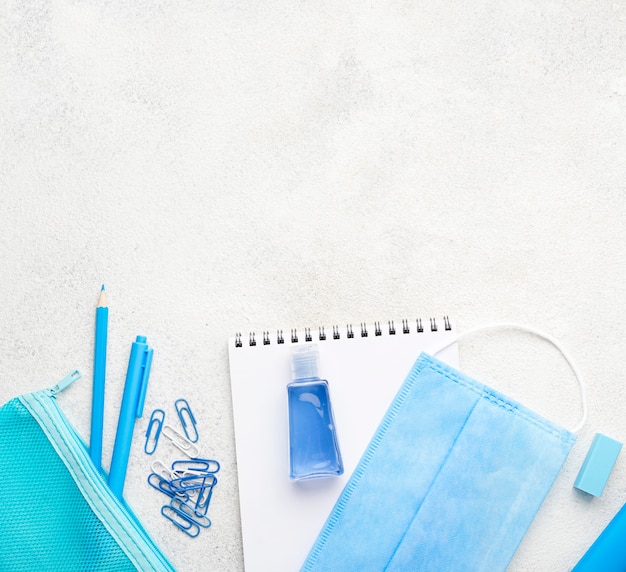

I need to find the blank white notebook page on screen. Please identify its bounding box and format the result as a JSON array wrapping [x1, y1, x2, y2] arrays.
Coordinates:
[[228, 318, 459, 572]]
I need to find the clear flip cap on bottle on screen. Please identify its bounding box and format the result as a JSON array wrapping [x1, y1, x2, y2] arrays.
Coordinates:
[[287, 345, 343, 480]]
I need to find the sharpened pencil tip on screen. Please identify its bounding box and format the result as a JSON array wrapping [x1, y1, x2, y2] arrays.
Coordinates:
[[97, 286, 107, 307]]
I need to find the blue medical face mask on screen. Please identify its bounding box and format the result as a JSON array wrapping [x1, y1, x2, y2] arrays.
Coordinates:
[[303, 326, 586, 572]]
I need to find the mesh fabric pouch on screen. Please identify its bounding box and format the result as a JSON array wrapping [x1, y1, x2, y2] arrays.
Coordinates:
[[0, 374, 175, 571]]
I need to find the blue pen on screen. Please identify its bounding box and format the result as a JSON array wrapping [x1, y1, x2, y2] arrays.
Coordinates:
[[90, 285, 108, 471], [108, 335, 153, 499]]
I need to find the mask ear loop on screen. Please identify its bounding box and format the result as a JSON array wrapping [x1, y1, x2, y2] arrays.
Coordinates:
[[433, 322, 588, 434]]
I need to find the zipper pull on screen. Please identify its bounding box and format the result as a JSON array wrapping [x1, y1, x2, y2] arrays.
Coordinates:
[[48, 370, 82, 397]]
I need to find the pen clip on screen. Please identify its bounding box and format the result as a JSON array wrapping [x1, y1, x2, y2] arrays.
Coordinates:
[[136, 347, 153, 418]]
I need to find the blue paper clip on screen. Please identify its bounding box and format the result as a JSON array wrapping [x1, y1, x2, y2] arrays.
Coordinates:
[[195, 477, 217, 514], [169, 498, 211, 528], [171, 474, 218, 493], [161, 505, 200, 538], [147, 473, 189, 502], [175, 399, 199, 443], [144, 409, 165, 455]]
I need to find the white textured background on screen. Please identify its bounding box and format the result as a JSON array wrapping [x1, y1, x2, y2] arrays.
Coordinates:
[[1, 2, 626, 570]]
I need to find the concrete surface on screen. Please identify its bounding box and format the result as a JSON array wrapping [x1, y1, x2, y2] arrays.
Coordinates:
[[1, 2, 626, 570]]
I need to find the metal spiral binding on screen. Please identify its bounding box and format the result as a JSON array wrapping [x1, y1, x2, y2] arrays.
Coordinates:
[[235, 316, 451, 348]]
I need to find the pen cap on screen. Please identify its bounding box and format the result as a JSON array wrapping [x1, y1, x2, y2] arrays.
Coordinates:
[[291, 345, 320, 382], [574, 433, 622, 497]]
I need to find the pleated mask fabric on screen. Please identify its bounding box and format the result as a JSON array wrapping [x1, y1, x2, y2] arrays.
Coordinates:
[[302, 352, 576, 572]]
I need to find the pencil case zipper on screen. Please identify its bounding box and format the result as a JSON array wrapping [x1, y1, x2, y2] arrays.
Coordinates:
[[18, 371, 175, 572]]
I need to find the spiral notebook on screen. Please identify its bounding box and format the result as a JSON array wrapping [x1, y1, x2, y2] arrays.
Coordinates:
[[228, 317, 459, 572]]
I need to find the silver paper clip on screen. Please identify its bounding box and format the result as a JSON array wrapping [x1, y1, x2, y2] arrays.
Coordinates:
[[144, 409, 165, 454], [175, 398, 199, 443], [151, 459, 177, 482], [162, 424, 200, 458], [171, 458, 220, 475]]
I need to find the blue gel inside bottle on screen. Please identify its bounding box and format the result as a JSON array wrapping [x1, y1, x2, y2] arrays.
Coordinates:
[[288, 346, 343, 480]]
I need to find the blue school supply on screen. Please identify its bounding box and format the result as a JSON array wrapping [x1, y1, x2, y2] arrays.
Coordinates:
[[148, 472, 188, 501], [574, 433, 622, 497], [145, 396, 220, 539], [90, 285, 108, 471], [161, 505, 201, 538], [573, 503, 626, 571], [0, 371, 175, 571], [145, 408, 166, 454], [169, 498, 211, 528], [302, 353, 578, 572], [170, 473, 218, 492], [175, 398, 199, 443], [109, 335, 153, 499], [172, 458, 220, 474], [148, 454, 219, 537], [573, 434, 624, 570]]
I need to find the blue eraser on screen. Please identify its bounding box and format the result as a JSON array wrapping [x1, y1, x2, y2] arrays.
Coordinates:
[[574, 433, 622, 497]]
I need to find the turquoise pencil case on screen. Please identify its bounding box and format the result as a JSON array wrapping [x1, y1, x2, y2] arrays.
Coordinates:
[[0, 371, 175, 571]]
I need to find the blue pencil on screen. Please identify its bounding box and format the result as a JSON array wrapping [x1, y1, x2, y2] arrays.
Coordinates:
[[90, 285, 108, 471]]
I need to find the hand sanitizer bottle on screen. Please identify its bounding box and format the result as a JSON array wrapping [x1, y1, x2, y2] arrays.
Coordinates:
[[287, 345, 343, 480]]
